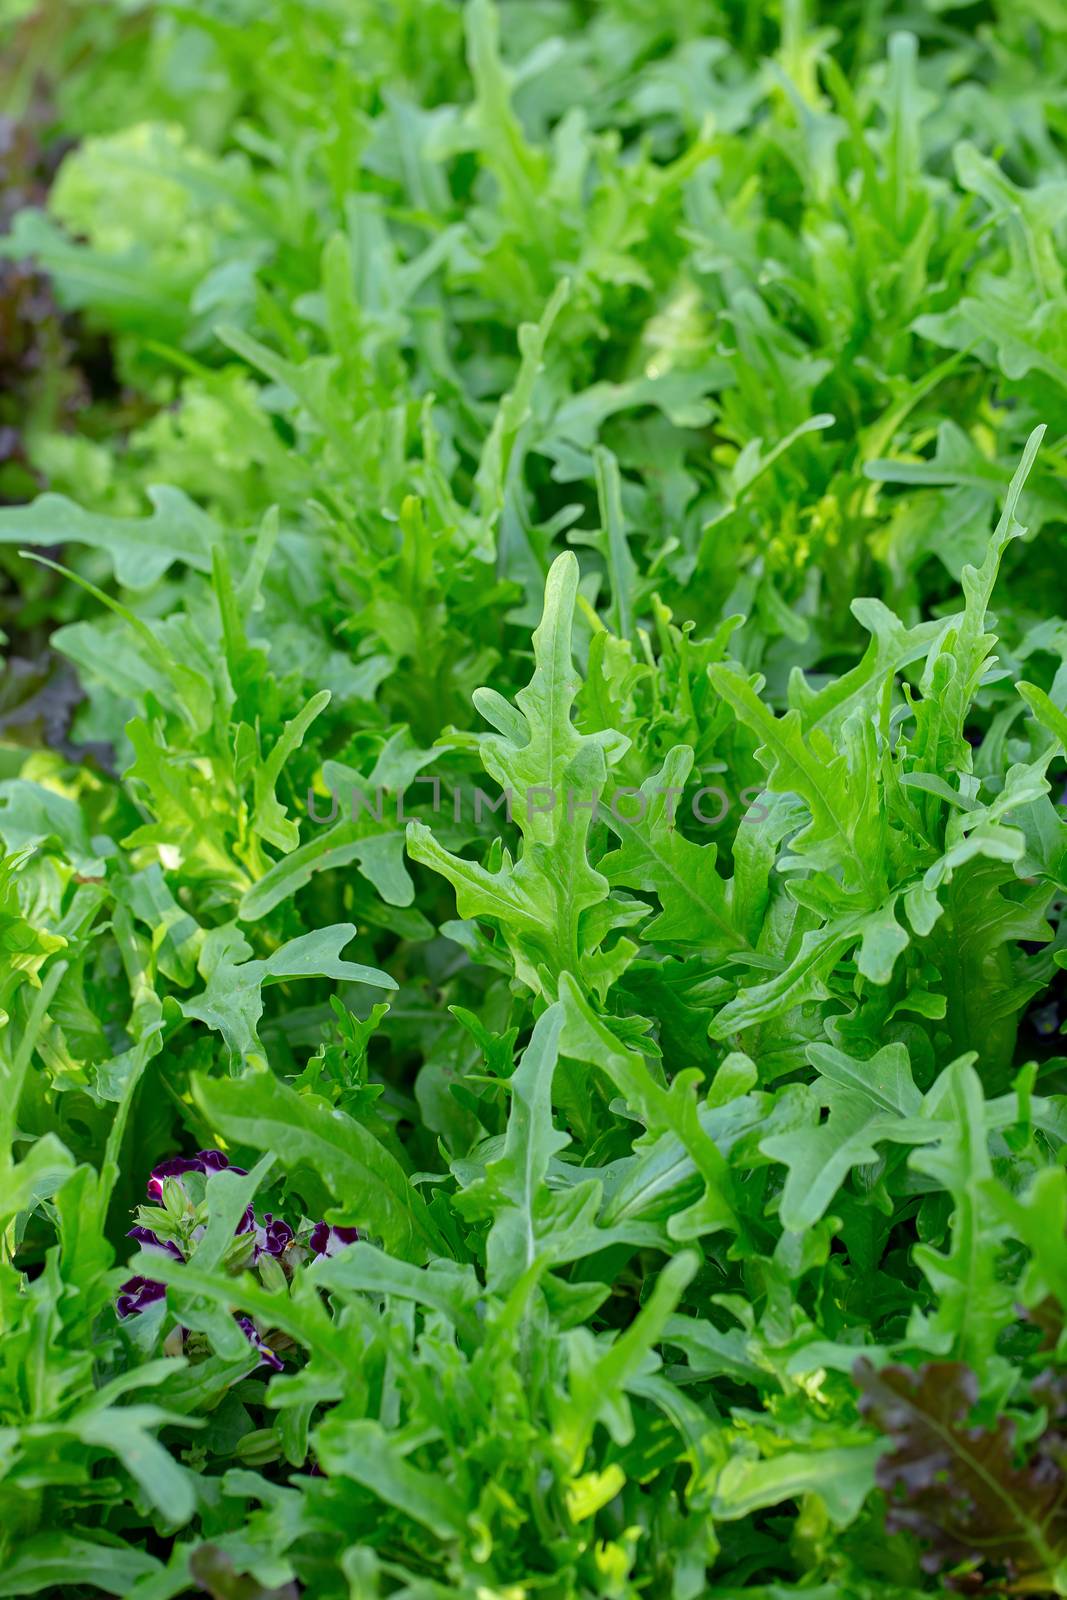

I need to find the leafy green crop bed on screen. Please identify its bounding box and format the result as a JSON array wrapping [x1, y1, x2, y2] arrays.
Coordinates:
[[3, 1, 1067, 1595]]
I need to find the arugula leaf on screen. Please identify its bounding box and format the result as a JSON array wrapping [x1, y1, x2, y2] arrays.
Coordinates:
[[5, 3, 1067, 1595], [0, 487, 218, 588], [760, 1040, 924, 1232], [191, 1069, 443, 1264], [179, 925, 395, 1063]]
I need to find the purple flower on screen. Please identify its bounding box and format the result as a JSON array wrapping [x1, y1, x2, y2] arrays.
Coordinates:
[[116, 1276, 166, 1318], [127, 1225, 184, 1262], [236, 1315, 284, 1372], [253, 1213, 294, 1260], [310, 1222, 361, 1257], [117, 1231, 180, 1321], [146, 1149, 246, 1201]]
